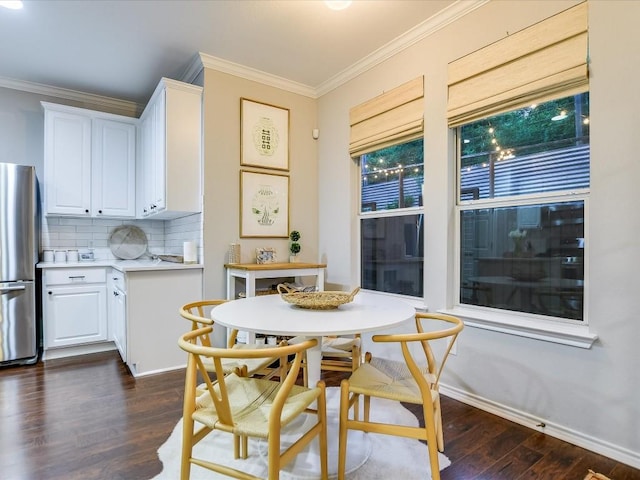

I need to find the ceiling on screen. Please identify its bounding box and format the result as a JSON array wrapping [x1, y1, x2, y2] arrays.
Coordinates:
[[0, 0, 469, 106]]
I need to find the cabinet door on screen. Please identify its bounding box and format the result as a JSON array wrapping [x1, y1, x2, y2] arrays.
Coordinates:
[[137, 104, 162, 217], [110, 287, 127, 362], [44, 284, 107, 348], [152, 89, 167, 213], [44, 109, 92, 216], [92, 119, 136, 218], [163, 81, 201, 216]]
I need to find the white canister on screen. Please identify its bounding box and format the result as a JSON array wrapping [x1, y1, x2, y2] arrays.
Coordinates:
[[183, 241, 197, 264], [54, 250, 66, 263], [67, 249, 79, 263], [43, 250, 54, 263]]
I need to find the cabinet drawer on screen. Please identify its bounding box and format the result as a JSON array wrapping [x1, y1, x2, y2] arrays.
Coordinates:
[[109, 269, 126, 292], [45, 268, 106, 286]]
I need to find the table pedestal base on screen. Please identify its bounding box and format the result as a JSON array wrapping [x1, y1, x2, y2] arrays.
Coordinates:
[[258, 404, 372, 478]]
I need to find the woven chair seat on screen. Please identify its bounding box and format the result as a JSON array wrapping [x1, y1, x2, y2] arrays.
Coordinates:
[[347, 356, 437, 404], [193, 373, 321, 438], [321, 336, 361, 355], [218, 343, 278, 375]]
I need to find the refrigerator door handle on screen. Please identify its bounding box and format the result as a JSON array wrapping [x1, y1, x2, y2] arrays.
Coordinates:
[[1, 285, 27, 293]]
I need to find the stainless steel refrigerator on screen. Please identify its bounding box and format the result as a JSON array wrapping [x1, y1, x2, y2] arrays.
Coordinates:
[[0, 162, 39, 366]]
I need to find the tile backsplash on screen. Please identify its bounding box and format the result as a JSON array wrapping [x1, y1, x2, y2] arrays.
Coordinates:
[[41, 213, 203, 262]]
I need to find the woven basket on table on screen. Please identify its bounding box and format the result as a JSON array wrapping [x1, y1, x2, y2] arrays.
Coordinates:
[[277, 284, 360, 309]]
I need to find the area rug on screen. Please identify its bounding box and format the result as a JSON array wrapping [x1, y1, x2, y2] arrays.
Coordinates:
[[152, 387, 450, 479]]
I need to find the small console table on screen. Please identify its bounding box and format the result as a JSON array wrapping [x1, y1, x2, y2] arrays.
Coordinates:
[[224, 262, 327, 343]]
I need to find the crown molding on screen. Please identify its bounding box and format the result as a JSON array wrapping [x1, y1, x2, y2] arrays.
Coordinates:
[[187, 0, 488, 99], [180, 52, 205, 85], [315, 0, 490, 97], [0, 76, 141, 117], [195, 53, 317, 98]]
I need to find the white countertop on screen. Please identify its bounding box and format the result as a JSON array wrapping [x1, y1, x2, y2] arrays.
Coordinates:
[[37, 258, 203, 272]]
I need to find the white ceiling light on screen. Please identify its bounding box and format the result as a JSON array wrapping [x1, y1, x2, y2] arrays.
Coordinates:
[[0, 1, 23, 9], [324, 1, 352, 11]]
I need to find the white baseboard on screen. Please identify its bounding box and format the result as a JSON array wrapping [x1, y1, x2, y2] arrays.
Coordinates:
[[440, 383, 640, 470], [43, 342, 116, 360], [129, 363, 186, 378]]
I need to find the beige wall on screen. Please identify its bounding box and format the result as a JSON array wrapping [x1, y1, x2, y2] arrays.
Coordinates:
[[201, 68, 318, 345], [317, 0, 640, 467]]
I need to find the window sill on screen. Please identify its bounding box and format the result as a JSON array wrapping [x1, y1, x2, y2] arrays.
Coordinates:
[[440, 306, 598, 349], [360, 289, 427, 311]]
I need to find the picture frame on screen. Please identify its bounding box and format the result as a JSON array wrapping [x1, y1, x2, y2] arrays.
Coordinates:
[[255, 247, 277, 264], [240, 170, 289, 238], [241, 98, 290, 171]]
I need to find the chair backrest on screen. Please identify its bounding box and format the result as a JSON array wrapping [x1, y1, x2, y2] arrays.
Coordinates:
[[372, 312, 463, 397], [178, 326, 318, 426], [179, 300, 227, 348]]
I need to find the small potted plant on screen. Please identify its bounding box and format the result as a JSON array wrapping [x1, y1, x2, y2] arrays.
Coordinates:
[[289, 230, 301, 263]]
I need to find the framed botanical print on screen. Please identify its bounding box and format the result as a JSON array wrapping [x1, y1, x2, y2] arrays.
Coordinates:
[[240, 170, 289, 238], [241, 98, 289, 171]]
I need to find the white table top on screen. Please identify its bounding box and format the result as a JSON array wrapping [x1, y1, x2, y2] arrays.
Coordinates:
[[212, 291, 415, 337]]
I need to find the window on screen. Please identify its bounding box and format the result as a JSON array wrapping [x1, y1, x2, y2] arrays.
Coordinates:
[[360, 138, 424, 297], [350, 76, 424, 298], [457, 93, 589, 322], [445, 3, 596, 346]]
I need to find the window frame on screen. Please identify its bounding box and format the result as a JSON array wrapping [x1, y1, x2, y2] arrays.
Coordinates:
[[443, 127, 597, 349], [356, 141, 427, 307]]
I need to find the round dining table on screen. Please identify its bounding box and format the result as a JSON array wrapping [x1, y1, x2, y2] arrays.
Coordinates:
[[211, 291, 415, 386], [211, 291, 416, 478]]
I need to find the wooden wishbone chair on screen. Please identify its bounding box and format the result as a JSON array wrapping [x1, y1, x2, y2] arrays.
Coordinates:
[[180, 299, 290, 459], [179, 326, 329, 480], [179, 300, 282, 379], [337, 312, 464, 480]]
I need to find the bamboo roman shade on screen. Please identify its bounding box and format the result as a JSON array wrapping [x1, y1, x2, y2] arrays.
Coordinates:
[[447, 2, 588, 127], [349, 76, 424, 157]]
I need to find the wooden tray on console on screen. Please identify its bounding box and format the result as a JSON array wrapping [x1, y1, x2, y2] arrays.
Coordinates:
[[277, 284, 360, 310]]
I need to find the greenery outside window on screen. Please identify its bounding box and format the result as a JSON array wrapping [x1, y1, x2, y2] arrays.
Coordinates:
[[457, 93, 589, 322], [360, 138, 424, 297]]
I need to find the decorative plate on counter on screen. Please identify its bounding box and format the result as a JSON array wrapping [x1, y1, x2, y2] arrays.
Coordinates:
[[109, 225, 148, 260]]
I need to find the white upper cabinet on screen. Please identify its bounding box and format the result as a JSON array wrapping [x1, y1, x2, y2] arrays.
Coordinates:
[[42, 102, 137, 218], [136, 78, 202, 219]]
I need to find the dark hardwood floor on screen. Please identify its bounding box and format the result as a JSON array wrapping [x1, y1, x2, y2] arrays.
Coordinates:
[[1, 351, 638, 480]]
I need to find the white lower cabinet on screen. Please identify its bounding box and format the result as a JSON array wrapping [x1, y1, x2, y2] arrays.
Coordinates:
[[43, 268, 108, 349], [126, 268, 202, 376], [41, 265, 202, 374]]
